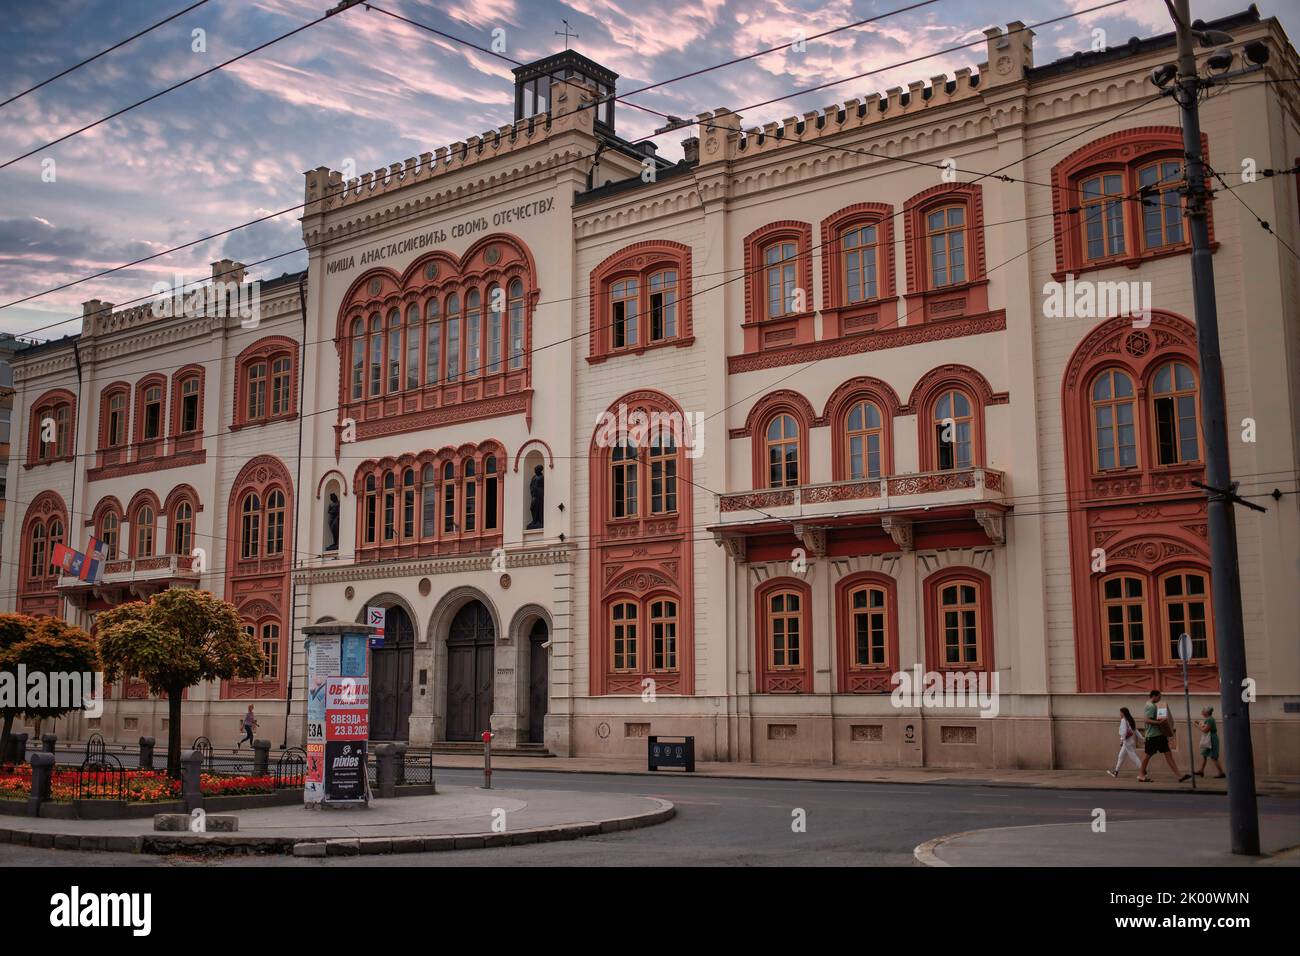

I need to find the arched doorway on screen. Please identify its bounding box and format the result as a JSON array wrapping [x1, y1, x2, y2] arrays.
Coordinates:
[[527, 620, 549, 744], [446, 601, 494, 741], [370, 605, 414, 740]]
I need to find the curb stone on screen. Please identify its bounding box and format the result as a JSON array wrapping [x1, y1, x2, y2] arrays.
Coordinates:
[[0, 799, 675, 856]]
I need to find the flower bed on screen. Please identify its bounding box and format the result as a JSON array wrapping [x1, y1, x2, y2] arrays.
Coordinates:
[[0, 764, 275, 803]]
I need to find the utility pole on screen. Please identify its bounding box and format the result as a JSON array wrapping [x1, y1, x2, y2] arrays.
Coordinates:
[[1167, 0, 1259, 855]]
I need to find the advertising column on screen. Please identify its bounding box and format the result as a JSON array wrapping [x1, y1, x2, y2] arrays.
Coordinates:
[[302, 623, 377, 807]]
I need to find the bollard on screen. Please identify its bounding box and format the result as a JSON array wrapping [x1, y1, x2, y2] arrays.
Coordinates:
[[481, 730, 493, 790], [27, 752, 54, 817], [138, 736, 155, 771], [374, 744, 395, 799], [180, 749, 203, 813], [392, 743, 407, 786], [9, 733, 29, 765], [41, 733, 57, 755], [252, 739, 271, 776]]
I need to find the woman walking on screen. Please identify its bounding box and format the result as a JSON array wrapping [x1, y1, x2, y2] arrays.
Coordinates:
[[1195, 706, 1226, 778], [1107, 706, 1142, 777]]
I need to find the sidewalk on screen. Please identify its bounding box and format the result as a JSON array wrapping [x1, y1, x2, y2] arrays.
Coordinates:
[[915, 814, 1300, 866], [424, 752, 1300, 796], [0, 785, 673, 856]]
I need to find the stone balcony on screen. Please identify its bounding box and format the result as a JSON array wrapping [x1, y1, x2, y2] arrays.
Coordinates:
[[58, 553, 201, 607], [716, 467, 1005, 522], [711, 467, 1008, 555]]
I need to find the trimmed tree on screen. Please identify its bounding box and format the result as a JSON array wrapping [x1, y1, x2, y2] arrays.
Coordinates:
[[0, 613, 100, 761], [96, 589, 263, 777]]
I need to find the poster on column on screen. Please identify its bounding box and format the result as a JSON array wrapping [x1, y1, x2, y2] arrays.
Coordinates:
[[304, 632, 369, 805]]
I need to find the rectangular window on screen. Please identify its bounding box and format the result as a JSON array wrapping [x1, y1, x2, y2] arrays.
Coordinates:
[[487, 301, 502, 373], [466, 308, 481, 377], [651, 600, 677, 671], [181, 385, 200, 433], [1082, 173, 1127, 261], [446, 317, 461, 380], [508, 298, 525, 369], [851, 588, 887, 666], [271, 358, 291, 416], [425, 320, 441, 385], [421, 482, 438, 537], [612, 603, 638, 671]]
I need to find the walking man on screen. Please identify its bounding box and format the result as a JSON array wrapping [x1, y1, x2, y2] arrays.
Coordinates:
[[237, 704, 258, 751], [1138, 689, 1191, 783]]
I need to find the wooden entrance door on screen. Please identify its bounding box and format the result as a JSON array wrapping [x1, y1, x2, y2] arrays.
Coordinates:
[[369, 606, 414, 741], [527, 620, 549, 744], [446, 601, 494, 741]]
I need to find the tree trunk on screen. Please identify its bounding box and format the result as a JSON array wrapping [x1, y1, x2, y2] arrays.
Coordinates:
[[0, 709, 14, 765], [167, 690, 183, 778]]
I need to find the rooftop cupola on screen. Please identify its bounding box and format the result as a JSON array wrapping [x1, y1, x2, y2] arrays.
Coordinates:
[[513, 50, 618, 135]]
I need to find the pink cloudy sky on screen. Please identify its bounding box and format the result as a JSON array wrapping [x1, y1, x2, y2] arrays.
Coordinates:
[[0, 0, 1293, 339]]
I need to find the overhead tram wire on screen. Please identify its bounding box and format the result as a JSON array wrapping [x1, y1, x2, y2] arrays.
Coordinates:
[[0, 0, 1136, 319], [0, 0, 213, 109], [0, 2, 361, 170]]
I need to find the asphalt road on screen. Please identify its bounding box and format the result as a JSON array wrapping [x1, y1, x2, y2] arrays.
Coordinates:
[[2, 766, 1294, 866]]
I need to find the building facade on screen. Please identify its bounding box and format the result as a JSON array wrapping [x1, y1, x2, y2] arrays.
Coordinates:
[[3, 10, 1298, 771]]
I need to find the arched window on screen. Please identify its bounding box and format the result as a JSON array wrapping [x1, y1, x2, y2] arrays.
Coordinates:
[[245, 361, 267, 421], [103, 388, 129, 450], [99, 510, 120, 559], [171, 501, 194, 556], [1091, 369, 1137, 471], [1160, 570, 1212, 663], [405, 304, 421, 389], [402, 468, 416, 539], [270, 356, 292, 416], [178, 374, 201, 434], [938, 579, 980, 666], [386, 308, 401, 393], [442, 461, 456, 533], [29, 523, 47, 579], [1138, 159, 1186, 250], [611, 278, 639, 349], [445, 294, 461, 380], [848, 583, 888, 667], [1101, 574, 1146, 663], [141, 382, 164, 442], [611, 601, 638, 671], [767, 588, 803, 670], [31, 393, 75, 463], [765, 413, 799, 488], [763, 240, 799, 318], [350, 317, 365, 399], [845, 400, 883, 479], [368, 313, 383, 396], [1151, 361, 1200, 465], [45, 519, 63, 576], [421, 464, 437, 537], [260, 622, 281, 680], [465, 289, 482, 378], [925, 206, 966, 287], [483, 455, 499, 531], [1080, 172, 1127, 262], [265, 489, 286, 555], [486, 283, 503, 373], [363, 475, 377, 544], [508, 278, 526, 368], [650, 598, 678, 671], [610, 443, 639, 518], [1051, 128, 1202, 274], [933, 389, 974, 470], [240, 493, 261, 559], [424, 300, 441, 385], [590, 242, 692, 359], [133, 505, 155, 558], [382, 472, 396, 542], [464, 459, 478, 532], [648, 436, 676, 514]]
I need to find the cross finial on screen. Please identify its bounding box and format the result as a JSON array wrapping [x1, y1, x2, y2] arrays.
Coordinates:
[[556, 18, 578, 50]]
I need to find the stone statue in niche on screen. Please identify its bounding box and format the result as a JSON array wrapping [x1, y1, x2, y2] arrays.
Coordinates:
[[527, 465, 545, 529], [326, 493, 340, 551]]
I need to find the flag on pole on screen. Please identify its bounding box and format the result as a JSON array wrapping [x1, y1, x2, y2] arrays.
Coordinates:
[[49, 538, 105, 584], [80, 536, 104, 583]]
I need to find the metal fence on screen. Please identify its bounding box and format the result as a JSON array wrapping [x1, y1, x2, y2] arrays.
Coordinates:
[[76, 752, 126, 801]]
